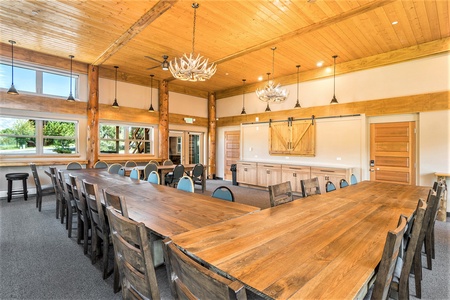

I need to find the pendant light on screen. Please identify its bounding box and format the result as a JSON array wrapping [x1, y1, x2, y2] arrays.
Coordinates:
[[148, 74, 155, 112], [67, 55, 75, 101], [330, 55, 338, 104], [294, 65, 301, 108], [265, 103, 271, 112], [7, 40, 19, 95], [112, 66, 119, 108], [241, 79, 246, 115]]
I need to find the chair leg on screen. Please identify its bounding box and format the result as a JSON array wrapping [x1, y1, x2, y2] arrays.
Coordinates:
[[113, 259, 121, 293], [67, 209, 73, 238], [424, 234, 433, 270], [91, 231, 98, 264], [83, 223, 90, 255], [413, 252, 422, 298], [60, 200, 65, 224], [102, 237, 110, 279], [56, 198, 60, 219], [431, 227, 435, 259], [37, 194, 42, 212], [77, 215, 83, 244]]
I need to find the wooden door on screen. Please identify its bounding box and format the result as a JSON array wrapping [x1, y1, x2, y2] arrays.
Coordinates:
[[224, 131, 240, 180], [370, 122, 416, 185]]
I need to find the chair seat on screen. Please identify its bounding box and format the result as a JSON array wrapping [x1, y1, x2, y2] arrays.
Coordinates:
[[6, 173, 29, 180]]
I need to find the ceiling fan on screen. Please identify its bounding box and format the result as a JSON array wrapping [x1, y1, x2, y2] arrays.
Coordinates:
[[145, 55, 169, 71]]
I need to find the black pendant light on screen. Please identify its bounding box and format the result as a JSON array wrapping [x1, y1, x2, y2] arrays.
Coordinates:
[[265, 103, 271, 112], [241, 79, 246, 115], [294, 65, 301, 108], [112, 66, 119, 108], [67, 55, 75, 101], [148, 74, 155, 112], [7, 40, 19, 95], [330, 55, 338, 104]]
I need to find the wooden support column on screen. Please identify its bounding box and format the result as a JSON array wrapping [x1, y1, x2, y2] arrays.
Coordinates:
[[208, 92, 217, 179], [159, 79, 169, 160], [86, 65, 99, 168]]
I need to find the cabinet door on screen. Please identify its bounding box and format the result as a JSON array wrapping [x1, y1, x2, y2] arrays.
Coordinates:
[[282, 166, 310, 193], [258, 164, 282, 187], [311, 168, 351, 193], [290, 121, 315, 156], [237, 162, 257, 185], [269, 122, 290, 154]]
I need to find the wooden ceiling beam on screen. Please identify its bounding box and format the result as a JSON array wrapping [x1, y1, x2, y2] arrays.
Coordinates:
[[213, 0, 397, 65], [91, 0, 178, 66]]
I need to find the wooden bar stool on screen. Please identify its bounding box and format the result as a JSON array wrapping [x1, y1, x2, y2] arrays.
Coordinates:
[[5, 173, 29, 202]]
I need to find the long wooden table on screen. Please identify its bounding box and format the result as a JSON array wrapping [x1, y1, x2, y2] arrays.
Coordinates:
[[169, 181, 430, 299]]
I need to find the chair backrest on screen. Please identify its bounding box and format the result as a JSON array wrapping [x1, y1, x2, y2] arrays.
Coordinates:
[[191, 163, 204, 179], [106, 206, 160, 300], [340, 179, 349, 188], [350, 174, 358, 185], [268, 181, 292, 207], [177, 176, 194, 193], [300, 177, 321, 197], [173, 164, 185, 180], [163, 238, 247, 300], [163, 159, 173, 166], [212, 186, 235, 202], [147, 171, 160, 185], [118, 167, 126, 176], [103, 189, 129, 218], [29, 163, 42, 194], [144, 163, 158, 180], [48, 166, 59, 194], [68, 174, 87, 217], [393, 199, 427, 299], [129, 168, 140, 180], [124, 160, 137, 167], [108, 163, 122, 174], [149, 160, 160, 165], [371, 215, 408, 300], [82, 180, 108, 238], [93, 161, 108, 169], [67, 162, 82, 170], [57, 170, 71, 205], [325, 181, 336, 193]]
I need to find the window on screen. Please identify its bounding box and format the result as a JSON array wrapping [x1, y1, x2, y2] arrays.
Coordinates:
[[0, 63, 78, 98], [0, 116, 78, 155], [100, 123, 154, 155]]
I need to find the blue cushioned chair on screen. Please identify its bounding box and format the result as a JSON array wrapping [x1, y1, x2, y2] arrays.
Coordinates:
[[326, 181, 336, 193], [147, 171, 160, 185], [177, 176, 194, 193], [340, 179, 349, 188], [351, 174, 358, 185], [129, 168, 140, 180], [212, 186, 235, 202]]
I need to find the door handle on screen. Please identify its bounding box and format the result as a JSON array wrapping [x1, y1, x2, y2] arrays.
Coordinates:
[[370, 169, 375, 172]]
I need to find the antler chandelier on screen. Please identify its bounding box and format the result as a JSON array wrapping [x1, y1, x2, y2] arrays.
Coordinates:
[[256, 47, 289, 103], [169, 3, 216, 82]]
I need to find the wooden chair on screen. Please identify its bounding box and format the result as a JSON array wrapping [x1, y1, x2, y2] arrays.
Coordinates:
[[370, 215, 408, 300], [106, 206, 160, 300], [143, 163, 158, 180], [58, 170, 77, 237], [107, 163, 122, 174], [212, 186, 235, 202], [102, 188, 129, 293], [300, 177, 321, 197], [165, 164, 185, 187], [48, 166, 62, 220], [340, 178, 349, 188], [124, 160, 137, 167], [82, 180, 113, 280], [129, 168, 140, 180], [190, 163, 204, 191], [325, 181, 336, 192], [389, 199, 427, 300], [29, 163, 54, 212], [102, 189, 129, 218], [147, 171, 160, 184], [423, 184, 443, 271], [268, 181, 293, 207], [177, 176, 194, 193], [67, 161, 82, 170], [163, 238, 247, 300], [68, 174, 90, 254], [93, 161, 108, 169], [163, 159, 173, 166]]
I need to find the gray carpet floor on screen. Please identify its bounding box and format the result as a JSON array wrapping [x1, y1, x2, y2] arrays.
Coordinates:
[[0, 180, 449, 300]]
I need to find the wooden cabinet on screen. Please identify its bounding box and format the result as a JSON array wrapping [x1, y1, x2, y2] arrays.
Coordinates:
[[257, 163, 282, 187], [236, 162, 257, 186], [281, 165, 311, 193], [269, 120, 315, 156], [310, 167, 352, 193]]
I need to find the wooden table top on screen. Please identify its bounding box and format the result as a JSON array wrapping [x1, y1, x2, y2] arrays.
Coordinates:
[[64, 168, 259, 239], [169, 181, 430, 300]]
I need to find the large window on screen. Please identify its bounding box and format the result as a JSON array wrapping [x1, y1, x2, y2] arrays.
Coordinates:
[[100, 123, 154, 155], [0, 63, 78, 98], [0, 116, 78, 155]]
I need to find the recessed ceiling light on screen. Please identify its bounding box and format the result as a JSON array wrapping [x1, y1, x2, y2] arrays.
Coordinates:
[[316, 61, 324, 67], [258, 76, 264, 81], [392, 21, 398, 25], [326, 67, 332, 73]]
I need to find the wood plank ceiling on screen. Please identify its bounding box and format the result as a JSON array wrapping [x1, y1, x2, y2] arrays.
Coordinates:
[[0, 0, 449, 98]]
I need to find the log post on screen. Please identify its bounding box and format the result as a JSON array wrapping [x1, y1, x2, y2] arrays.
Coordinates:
[[208, 92, 216, 179], [159, 79, 169, 160], [86, 65, 99, 168]]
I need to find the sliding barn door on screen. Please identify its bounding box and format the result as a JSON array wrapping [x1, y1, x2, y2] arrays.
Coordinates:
[[370, 122, 416, 185]]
